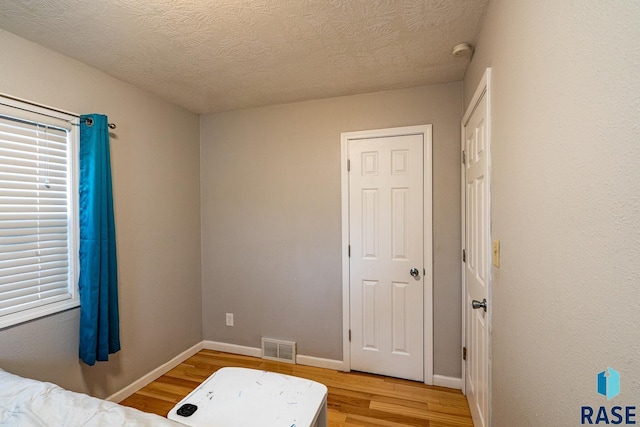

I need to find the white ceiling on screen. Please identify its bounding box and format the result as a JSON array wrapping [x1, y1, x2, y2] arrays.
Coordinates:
[[0, 0, 488, 114]]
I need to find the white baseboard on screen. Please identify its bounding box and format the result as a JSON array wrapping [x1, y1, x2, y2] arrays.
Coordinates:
[[203, 340, 262, 358], [433, 374, 462, 390], [296, 354, 344, 371], [106, 341, 204, 403]]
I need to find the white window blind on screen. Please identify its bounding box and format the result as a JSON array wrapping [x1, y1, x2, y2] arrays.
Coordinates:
[[0, 96, 79, 329]]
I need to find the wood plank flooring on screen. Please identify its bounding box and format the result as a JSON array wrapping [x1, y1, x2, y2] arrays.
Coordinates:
[[119, 350, 473, 427]]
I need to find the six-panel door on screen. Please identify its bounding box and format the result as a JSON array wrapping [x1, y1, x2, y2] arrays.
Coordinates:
[[465, 92, 490, 427], [348, 134, 424, 382]]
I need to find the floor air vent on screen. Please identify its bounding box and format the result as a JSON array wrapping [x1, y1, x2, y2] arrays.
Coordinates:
[[261, 338, 296, 364]]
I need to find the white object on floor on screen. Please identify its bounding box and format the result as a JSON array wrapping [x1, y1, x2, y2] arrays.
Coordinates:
[[168, 367, 328, 427]]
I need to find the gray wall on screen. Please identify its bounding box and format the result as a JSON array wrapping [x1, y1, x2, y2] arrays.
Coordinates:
[[200, 83, 463, 378], [464, 1, 640, 425], [0, 29, 202, 398]]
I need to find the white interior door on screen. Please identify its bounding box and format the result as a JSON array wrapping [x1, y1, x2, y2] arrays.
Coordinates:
[[348, 132, 424, 381], [464, 80, 490, 427]]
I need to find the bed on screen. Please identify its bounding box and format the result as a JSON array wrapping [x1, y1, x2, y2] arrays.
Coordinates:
[[0, 369, 183, 426]]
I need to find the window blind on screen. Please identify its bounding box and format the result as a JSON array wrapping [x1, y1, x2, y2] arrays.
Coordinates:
[[0, 108, 77, 322]]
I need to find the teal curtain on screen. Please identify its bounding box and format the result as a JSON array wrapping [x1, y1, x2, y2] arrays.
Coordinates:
[[78, 114, 120, 366]]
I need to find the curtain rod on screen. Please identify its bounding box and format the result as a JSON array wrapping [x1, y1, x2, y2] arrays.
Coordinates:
[[81, 117, 116, 130], [0, 93, 116, 129]]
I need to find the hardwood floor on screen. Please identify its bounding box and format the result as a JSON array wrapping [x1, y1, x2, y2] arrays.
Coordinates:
[[120, 350, 473, 426]]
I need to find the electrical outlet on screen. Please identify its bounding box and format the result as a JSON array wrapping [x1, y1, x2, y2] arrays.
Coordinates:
[[492, 240, 500, 268], [225, 313, 234, 327]]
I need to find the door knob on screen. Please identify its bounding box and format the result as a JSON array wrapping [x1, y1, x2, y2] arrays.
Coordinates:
[[471, 298, 487, 312], [410, 268, 419, 277]]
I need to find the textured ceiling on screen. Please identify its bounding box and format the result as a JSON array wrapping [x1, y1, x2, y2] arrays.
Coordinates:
[[0, 0, 488, 113]]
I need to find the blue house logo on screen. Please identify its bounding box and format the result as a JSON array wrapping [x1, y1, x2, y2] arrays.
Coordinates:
[[597, 367, 621, 400], [581, 367, 635, 424]]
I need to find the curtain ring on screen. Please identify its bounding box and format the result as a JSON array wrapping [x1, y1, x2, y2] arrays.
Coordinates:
[[85, 117, 94, 127]]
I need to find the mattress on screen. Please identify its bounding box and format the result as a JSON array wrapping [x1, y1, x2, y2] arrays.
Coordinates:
[[0, 369, 183, 426]]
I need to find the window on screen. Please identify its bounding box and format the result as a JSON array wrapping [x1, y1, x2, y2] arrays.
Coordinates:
[[0, 96, 79, 329]]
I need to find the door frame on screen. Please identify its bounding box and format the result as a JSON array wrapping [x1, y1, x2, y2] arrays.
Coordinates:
[[461, 68, 492, 415], [340, 125, 433, 385]]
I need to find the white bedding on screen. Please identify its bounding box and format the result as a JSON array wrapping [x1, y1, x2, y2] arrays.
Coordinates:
[[0, 369, 183, 426]]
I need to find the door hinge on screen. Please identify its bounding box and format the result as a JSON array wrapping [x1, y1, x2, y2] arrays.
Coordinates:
[[349, 329, 351, 342], [463, 346, 467, 361], [347, 159, 351, 171], [462, 249, 466, 263], [423, 268, 426, 276], [462, 150, 466, 165], [348, 245, 351, 257]]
